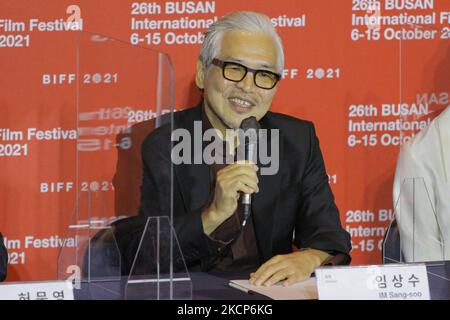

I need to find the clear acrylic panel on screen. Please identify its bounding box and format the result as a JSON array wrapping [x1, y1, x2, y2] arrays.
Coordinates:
[[389, 20, 450, 264], [385, 21, 450, 291], [57, 190, 121, 281], [125, 217, 192, 300], [57, 31, 176, 299], [389, 178, 445, 263], [387, 177, 450, 295]]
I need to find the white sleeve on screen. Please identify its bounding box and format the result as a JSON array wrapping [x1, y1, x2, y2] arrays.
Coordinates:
[[393, 140, 443, 262]]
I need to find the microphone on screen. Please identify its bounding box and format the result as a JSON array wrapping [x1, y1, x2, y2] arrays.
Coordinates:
[[239, 116, 260, 227]]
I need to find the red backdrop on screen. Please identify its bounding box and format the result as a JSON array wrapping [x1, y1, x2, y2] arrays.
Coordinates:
[[1, 0, 449, 281]]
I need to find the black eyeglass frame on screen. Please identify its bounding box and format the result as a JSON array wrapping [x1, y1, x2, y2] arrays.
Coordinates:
[[211, 58, 281, 90]]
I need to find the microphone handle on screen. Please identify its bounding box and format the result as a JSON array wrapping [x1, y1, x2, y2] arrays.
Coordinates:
[[242, 137, 257, 227], [241, 194, 251, 227], [242, 142, 255, 227]]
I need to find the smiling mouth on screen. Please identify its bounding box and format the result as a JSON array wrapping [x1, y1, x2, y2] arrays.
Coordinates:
[[228, 97, 255, 112]]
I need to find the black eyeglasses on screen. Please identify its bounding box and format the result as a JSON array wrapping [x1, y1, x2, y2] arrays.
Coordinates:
[[211, 58, 281, 90]]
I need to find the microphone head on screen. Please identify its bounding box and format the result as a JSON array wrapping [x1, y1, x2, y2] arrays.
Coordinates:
[[239, 116, 261, 145], [239, 117, 260, 163], [240, 116, 261, 131]]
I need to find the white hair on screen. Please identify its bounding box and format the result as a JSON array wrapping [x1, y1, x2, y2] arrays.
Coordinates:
[[200, 11, 285, 73]]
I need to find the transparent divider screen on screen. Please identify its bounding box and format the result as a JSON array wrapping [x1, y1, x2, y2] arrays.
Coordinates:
[[56, 31, 189, 299], [384, 22, 450, 285], [125, 217, 192, 300]]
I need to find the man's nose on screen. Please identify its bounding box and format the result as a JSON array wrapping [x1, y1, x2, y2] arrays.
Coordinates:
[[236, 71, 255, 92]]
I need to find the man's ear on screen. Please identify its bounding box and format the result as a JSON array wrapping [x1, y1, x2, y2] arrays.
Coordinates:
[[195, 58, 205, 90]]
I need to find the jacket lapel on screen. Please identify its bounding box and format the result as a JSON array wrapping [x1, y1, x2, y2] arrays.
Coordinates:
[[173, 106, 211, 212], [252, 117, 282, 262], [175, 163, 211, 212]]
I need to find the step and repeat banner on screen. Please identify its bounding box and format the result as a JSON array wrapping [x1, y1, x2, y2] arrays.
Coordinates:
[[1, 0, 449, 281]]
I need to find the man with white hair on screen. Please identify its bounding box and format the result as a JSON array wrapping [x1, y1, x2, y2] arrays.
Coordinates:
[[136, 11, 351, 286]]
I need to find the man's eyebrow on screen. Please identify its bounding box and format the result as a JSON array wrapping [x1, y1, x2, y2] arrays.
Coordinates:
[[226, 58, 276, 71]]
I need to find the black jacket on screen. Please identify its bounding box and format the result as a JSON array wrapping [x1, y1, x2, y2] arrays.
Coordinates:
[[129, 105, 351, 273], [0, 233, 7, 281]]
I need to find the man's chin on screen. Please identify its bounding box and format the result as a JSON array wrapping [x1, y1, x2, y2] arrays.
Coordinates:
[[226, 116, 249, 129], [223, 122, 240, 130], [222, 111, 259, 129]]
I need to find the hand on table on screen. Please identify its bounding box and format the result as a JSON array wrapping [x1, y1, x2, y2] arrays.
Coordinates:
[[249, 249, 331, 287]]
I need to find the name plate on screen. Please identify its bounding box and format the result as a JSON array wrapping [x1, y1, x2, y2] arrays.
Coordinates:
[[315, 264, 430, 300], [0, 280, 74, 300]]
